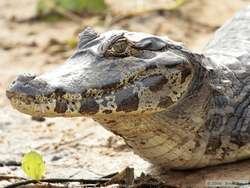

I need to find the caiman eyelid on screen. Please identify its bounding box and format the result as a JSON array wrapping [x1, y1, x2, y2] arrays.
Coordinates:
[[99, 34, 125, 55]]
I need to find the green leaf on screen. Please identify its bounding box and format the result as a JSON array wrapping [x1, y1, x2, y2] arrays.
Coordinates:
[[37, 0, 107, 15], [81, 0, 107, 13], [58, 0, 107, 13], [21, 151, 46, 180]]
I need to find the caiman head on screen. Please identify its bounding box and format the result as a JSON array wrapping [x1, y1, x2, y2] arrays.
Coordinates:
[[6, 27, 196, 118]]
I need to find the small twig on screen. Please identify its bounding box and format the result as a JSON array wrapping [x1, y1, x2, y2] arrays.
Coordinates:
[[56, 133, 94, 148], [4, 178, 111, 188], [35, 133, 94, 152], [100, 167, 134, 187], [0, 175, 26, 181], [0, 161, 21, 167], [4, 180, 37, 188]]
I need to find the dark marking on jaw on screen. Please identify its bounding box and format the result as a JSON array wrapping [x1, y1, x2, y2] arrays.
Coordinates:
[[158, 96, 174, 108], [22, 96, 34, 105], [81, 89, 88, 98], [145, 64, 157, 71], [55, 88, 66, 98], [79, 98, 99, 114], [205, 137, 222, 155], [181, 69, 192, 84], [54, 99, 68, 113], [141, 75, 168, 92], [165, 64, 176, 68], [115, 87, 139, 112], [101, 98, 109, 107]]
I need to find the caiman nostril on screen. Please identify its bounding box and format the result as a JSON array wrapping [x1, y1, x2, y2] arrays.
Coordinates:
[[6, 74, 50, 98], [16, 73, 36, 82]]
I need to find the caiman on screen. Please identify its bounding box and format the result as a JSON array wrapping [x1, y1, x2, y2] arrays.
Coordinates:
[[6, 6, 250, 170]]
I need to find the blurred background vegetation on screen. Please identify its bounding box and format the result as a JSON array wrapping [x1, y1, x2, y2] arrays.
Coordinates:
[[34, 0, 188, 48], [36, 0, 186, 18], [37, 0, 108, 15]]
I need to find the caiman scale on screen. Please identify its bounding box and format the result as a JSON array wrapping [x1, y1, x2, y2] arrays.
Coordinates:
[[6, 6, 250, 169]]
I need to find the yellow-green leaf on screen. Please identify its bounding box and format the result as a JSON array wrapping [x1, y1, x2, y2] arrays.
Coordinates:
[[21, 151, 46, 180], [37, 0, 107, 15]]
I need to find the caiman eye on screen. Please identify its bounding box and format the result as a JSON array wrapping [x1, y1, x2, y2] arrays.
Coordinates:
[[106, 39, 129, 57], [112, 40, 127, 53]]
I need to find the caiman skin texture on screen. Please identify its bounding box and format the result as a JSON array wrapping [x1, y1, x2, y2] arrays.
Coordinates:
[[6, 6, 250, 169]]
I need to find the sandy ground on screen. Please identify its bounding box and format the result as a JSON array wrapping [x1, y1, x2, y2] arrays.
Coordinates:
[[1, 0, 250, 187]]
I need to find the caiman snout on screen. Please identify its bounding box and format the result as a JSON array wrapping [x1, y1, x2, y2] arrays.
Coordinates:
[[6, 73, 51, 100]]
